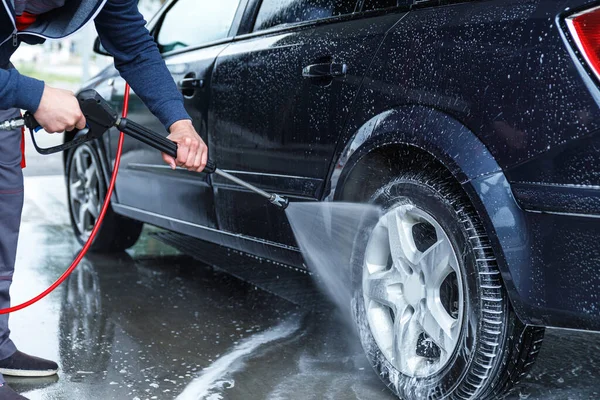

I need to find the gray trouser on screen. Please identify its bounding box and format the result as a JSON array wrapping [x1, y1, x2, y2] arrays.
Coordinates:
[[0, 107, 23, 378]]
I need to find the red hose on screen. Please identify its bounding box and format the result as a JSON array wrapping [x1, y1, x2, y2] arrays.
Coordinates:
[[0, 84, 131, 314]]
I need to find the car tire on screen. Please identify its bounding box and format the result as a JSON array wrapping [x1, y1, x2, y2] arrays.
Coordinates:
[[66, 143, 143, 252], [351, 166, 545, 399]]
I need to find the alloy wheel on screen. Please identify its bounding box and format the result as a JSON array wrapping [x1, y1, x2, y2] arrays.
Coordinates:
[[362, 204, 464, 378]]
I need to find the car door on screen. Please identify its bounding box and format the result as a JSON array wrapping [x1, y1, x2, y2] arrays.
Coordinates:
[[108, 0, 242, 229], [209, 0, 406, 245]]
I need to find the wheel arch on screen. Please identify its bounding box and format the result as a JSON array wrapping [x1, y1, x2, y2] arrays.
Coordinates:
[[330, 105, 541, 326]]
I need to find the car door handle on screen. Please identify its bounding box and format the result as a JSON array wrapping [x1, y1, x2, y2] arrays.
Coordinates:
[[302, 62, 348, 79], [178, 77, 205, 90]]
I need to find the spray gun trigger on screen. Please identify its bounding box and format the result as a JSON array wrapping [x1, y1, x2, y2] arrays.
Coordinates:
[[73, 124, 91, 138]]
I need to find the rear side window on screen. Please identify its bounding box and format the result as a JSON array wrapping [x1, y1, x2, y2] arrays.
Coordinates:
[[157, 0, 240, 53], [254, 0, 357, 32]]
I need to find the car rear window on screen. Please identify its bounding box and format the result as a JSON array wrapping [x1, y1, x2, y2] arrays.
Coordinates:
[[253, 0, 357, 32]]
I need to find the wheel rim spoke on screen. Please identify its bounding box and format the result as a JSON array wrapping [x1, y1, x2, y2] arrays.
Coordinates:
[[87, 199, 99, 218], [416, 304, 456, 354], [364, 269, 404, 310], [393, 313, 423, 376], [420, 240, 454, 286], [77, 204, 88, 234], [70, 180, 84, 203], [391, 300, 414, 361], [386, 208, 418, 274], [85, 165, 97, 189], [88, 186, 100, 219], [75, 151, 86, 177]]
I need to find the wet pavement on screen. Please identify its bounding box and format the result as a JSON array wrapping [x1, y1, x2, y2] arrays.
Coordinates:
[[8, 148, 600, 399]]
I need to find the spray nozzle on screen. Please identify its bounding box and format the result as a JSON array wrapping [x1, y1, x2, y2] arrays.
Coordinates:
[[269, 194, 289, 210]]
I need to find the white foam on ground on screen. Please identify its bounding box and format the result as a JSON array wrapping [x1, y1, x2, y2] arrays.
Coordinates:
[[176, 318, 301, 400]]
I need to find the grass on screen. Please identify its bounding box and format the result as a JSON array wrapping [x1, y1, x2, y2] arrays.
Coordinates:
[[14, 62, 82, 85]]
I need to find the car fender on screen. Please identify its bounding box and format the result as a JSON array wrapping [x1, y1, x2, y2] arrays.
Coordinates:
[[330, 105, 540, 325]]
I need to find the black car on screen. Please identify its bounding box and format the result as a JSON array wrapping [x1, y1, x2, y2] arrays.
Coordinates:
[[64, 0, 600, 398]]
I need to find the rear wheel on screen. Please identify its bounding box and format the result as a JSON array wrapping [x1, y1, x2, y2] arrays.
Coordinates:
[[351, 167, 544, 399], [66, 143, 143, 252]]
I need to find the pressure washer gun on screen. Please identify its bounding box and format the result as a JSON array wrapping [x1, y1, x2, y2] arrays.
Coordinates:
[[0, 89, 289, 210]]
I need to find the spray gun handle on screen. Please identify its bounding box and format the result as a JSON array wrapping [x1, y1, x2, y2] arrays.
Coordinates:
[[23, 112, 92, 155], [22, 113, 40, 131], [204, 159, 216, 174], [115, 118, 217, 174], [23, 113, 89, 137], [116, 118, 176, 156]]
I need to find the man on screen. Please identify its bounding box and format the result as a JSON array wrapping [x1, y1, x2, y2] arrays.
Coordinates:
[[0, 1, 208, 398]]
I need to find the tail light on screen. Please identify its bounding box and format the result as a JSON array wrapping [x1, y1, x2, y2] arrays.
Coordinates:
[[566, 6, 600, 81]]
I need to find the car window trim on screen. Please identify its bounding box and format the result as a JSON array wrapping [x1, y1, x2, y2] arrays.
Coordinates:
[[354, 5, 411, 18], [228, 0, 251, 37], [150, 0, 246, 57], [145, 0, 175, 30], [149, 0, 176, 42], [159, 37, 235, 58], [236, 0, 477, 38], [245, 0, 361, 34], [235, 0, 262, 35], [233, 4, 406, 42]]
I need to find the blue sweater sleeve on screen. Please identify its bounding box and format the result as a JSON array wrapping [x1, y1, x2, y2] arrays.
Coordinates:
[[0, 66, 45, 112], [94, 0, 191, 130]]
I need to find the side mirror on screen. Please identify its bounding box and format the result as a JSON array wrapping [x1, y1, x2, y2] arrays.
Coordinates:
[[93, 36, 111, 57]]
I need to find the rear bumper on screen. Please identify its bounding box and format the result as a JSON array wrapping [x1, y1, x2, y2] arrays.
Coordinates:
[[497, 125, 600, 330], [521, 209, 600, 329], [467, 172, 600, 331]]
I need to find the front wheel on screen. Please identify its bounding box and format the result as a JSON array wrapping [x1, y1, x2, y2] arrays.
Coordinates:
[[66, 143, 143, 252], [351, 169, 544, 399]]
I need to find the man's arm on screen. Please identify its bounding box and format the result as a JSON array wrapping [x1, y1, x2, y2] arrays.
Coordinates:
[[94, 0, 207, 172], [0, 67, 44, 111], [0, 67, 87, 133]]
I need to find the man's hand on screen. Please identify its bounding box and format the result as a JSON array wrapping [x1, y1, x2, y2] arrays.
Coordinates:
[[163, 120, 208, 172], [33, 85, 87, 133]]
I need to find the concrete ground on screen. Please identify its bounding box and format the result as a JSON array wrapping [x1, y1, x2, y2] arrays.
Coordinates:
[[7, 134, 600, 399]]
